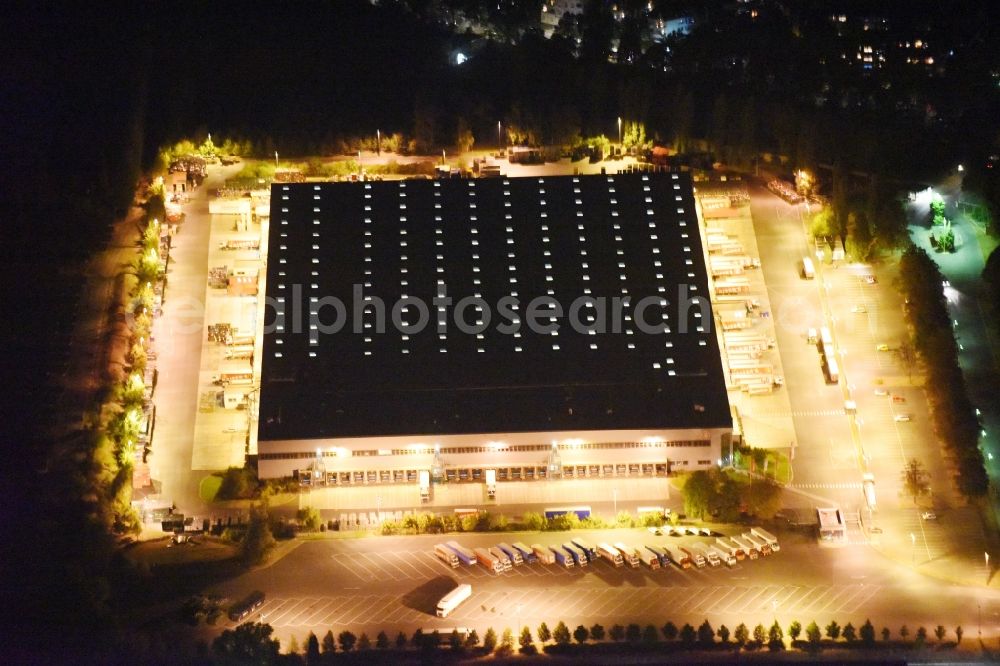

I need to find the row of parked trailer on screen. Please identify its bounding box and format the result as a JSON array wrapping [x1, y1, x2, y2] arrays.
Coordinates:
[[433, 528, 780, 574]]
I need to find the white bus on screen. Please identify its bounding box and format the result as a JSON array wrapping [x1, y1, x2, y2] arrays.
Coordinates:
[[436, 584, 472, 618]]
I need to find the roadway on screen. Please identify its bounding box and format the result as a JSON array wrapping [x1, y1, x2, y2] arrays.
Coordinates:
[[211, 529, 1000, 645]]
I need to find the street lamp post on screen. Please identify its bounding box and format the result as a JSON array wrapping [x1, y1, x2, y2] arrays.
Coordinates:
[[617, 116, 622, 150], [274, 151, 279, 168], [497, 121, 502, 154], [376, 129, 381, 156], [910, 532, 916, 564], [986, 552, 991, 583]]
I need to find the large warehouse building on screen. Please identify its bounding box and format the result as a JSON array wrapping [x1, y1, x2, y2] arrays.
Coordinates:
[[256, 172, 732, 495]]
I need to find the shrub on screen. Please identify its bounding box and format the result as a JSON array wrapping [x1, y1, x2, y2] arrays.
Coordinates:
[[522, 512, 545, 531]]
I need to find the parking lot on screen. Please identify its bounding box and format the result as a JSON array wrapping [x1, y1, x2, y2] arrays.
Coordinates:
[[214, 529, 936, 640]]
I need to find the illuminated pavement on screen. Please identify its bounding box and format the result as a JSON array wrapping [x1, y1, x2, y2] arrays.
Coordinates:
[[212, 530, 1000, 646]]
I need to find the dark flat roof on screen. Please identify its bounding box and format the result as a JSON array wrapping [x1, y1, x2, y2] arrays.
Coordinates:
[[258, 172, 729, 441]]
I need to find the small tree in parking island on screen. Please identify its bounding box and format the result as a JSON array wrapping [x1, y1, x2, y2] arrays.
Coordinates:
[[806, 621, 822, 650], [899, 625, 910, 641], [680, 623, 697, 646], [915, 626, 927, 646], [338, 631, 356, 652], [934, 626, 947, 642], [768, 621, 784, 651], [465, 629, 480, 649], [537, 622, 551, 644], [322, 631, 336, 654], [610, 624, 626, 642], [860, 619, 876, 645], [843, 622, 856, 642], [825, 620, 841, 640], [643, 625, 659, 644], [734, 623, 749, 647], [881, 627, 891, 642], [357, 633, 371, 651], [375, 631, 389, 650], [698, 620, 715, 646], [717, 625, 731, 644], [306, 632, 320, 662], [519, 627, 535, 654], [662, 622, 678, 641], [789, 621, 802, 641], [753, 624, 767, 646], [395, 632, 407, 649], [955, 626, 964, 644], [497, 629, 514, 657], [483, 628, 497, 653], [590, 624, 605, 641], [553, 621, 571, 645], [626, 624, 642, 642], [573, 625, 589, 644]]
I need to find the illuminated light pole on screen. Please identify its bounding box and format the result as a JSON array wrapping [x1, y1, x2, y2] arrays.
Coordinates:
[[274, 151, 279, 168], [987, 552, 991, 584], [910, 532, 916, 564], [617, 116, 622, 149], [497, 121, 503, 154], [376, 129, 381, 156]]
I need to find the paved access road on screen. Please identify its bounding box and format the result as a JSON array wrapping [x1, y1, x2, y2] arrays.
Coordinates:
[[212, 529, 1000, 644]]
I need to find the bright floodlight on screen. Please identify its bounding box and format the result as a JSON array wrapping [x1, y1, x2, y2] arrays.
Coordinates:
[[455, 52, 467, 65]]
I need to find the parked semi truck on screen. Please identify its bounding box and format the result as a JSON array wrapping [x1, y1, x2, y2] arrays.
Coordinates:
[[571, 538, 598, 562], [692, 543, 720, 567], [436, 584, 472, 618], [563, 543, 588, 567], [743, 532, 772, 556], [680, 546, 706, 568], [637, 547, 660, 569], [647, 545, 674, 569], [716, 537, 745, 561], [532, 544, 556, 565], [485, 469, 497, 499], [473, 548, 504, 574], [750, 527, 781, 552], [419, 470, 430, 502], [597, 543, 624, 567], [613, 542, 640, 568], [710, 545, 737, 567], [434, 543, 460, 568], [661, 545, 691, 569], [445, 541, 477, 566], [511, 542, 537, 564], [496, 543, 523, 565], [550, 546, 575, 569], [731, 535, 759, 559], [544, 506, 591, 520], [488, 547, 513, 571]]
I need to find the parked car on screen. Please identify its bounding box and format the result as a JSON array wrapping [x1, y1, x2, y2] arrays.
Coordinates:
[[874, 388, 888, 396], [921, 511, 937, 521], [894, 414, 912, 422]]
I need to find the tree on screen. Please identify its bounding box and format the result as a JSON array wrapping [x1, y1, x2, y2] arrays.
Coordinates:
[[497, 628, 514, 657], [806, 621, 822, 644], [454, 117, 475, 153], [899, 625, 910, 641], [322, 631, 336, 654], [296, 506, 321, 532], [287, 635, 300, 655], [537, 622, 551, 644], [934, 625, 947, 642], [662, 622, 678, 641], [466, 629, 480, 649], [734, 623, 749, 647], [448, 630, 462, 652], [374, 631, 389, 650], [753, 624, 767, 645], [789, 620, 802, 641], [860, 619, 875, 645], [483, 628, 497, 653], [519, 626, 535, 653], [843, 623, 856, 642], [915, 626, 927, 646], [338, 631, 356, 652], [395, 632, 407, 649], [901, 459, 931, 503], [305, 633, 320, 663], [955, 626, 963, 644], [610, 624, 625, 642], [683, 470, 714, 519], [825, 621, 841, 640], [523, 512, 545, 531], [626, 624, 641, 642], [553, 621, 571, 645], [679, 623, 696, 646], [746, 478, 784, 519], [768, 621, 784, 650], [881, 627, 891, 641], [241, 503, 276, 566], [643, 625, 658, 644], [590, 623, 605, 641], [698, 620, 715, 646], [573, 625, 589, 644], [718, 624, 731, 644], [212, 622, 280, 664]]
